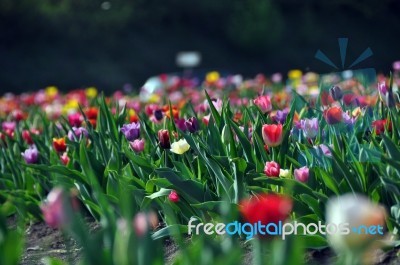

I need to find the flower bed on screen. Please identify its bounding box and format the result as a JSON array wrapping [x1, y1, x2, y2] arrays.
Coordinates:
[[1, 70, 400, 265]]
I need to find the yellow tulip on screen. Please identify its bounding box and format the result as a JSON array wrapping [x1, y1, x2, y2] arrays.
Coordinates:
[[288, 69, 303, 80], [206, 71, 220, 83], [279, 169, 291, 178], [170, 139, 190, 155], [62, 99, 79, 114], [86, 87, 98, 98], [45, 86, 58, 98]]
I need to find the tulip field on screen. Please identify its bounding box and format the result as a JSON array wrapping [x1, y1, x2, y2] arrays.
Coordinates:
[[1, 69, 400, 265]]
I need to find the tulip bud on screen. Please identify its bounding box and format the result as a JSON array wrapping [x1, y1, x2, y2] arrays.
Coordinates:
[[221, 125, 231, 144], [60, 152, 70, 165], [323, 106, 343, 125], [330, 85, 343, 101], [300, 118, 319, 139], [393, 60, 400, 71], [133, 211, 159, 237], [21, 146, 39, 164], [279, 169, 291, 178], [378, 83, 388, 95], [12, 109, 25, 122], [262, 124, 283, 147], [68, 113, 83, 127], [53, 137, 67, 153], [158, 129, 170, 149], [185, 117, 199, 133], [253, 95, 272, 113], [41, 188, 79, 229], [154, 109, 163, 121], [294, 166, 309, 182], [168, 190, 180, 203], [22, 130, 34, 145], [130, 139, 145, 153]]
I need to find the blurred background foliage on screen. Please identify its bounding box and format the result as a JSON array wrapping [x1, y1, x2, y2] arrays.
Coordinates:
[[1, 0, 400, 93]]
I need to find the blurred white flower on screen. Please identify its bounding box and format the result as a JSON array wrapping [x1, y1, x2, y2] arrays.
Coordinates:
[[326, 193, 386, 254]]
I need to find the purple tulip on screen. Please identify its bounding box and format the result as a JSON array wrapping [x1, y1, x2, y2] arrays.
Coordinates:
[[67, 127, 88, 141], [393, 61, 400, 71], [300, 118, 319, 139], [120, 122, 140, 141], [21, 146, 39, 164], [175, 118, 187, 132], [294, 166, 309, 183], [342, 112, 356, 126], [130, 139, 145, 153], [275, 108, 289, 124], [185, 117, 199, 133], [271, 73, 283, 83], [316, 144, 332, 157], [154, 110, 163, 121], [378, 83, 388, 95], [330, 85, 343, 101]]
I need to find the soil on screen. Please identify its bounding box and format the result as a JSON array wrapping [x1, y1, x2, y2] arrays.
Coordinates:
[[6, 217, 400, 265]]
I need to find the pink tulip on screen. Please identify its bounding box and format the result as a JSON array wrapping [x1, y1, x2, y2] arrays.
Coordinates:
[[168, 190, 180, 203], [294, 166, 310, 183], [130, 139, 145, 153], [41, 188, 79, 229], [253, 95, 272, 113], [264, 161, 280, 177]]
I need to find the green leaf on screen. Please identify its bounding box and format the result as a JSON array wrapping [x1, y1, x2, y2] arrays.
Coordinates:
[[204, 89, 221, 126], [146, 188, 172, 200], [151, 224, 188, 240], [22, 163, 89, 185], [315, 168, 339, 195], [155, 168, 208, 203]]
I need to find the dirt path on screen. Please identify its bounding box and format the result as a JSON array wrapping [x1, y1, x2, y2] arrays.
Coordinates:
[[15, 220, 400, 265]]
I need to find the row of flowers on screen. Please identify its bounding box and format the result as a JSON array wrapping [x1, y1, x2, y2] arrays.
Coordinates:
[[0, 69, 399, 264]]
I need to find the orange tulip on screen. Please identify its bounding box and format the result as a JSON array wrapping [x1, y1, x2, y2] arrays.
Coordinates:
[[324, 106, 342, 125], [53, 137, 67, 152]]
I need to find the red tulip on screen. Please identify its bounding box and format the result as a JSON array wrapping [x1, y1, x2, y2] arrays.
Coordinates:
[[320, 91, 335, 106], [343, 94, 356, 106], [22, 130, 34, 145], [372, 119, 392, 135], [130, 113, 139, 123], [158, 129, 170, 149], [262, 124, 283, 147], [323, 106, 342, 124], [85, 107, 98, 120], [240, 194, 292, 231], [53, 137, 67, 152], [12, 109, 26, 121], [264, 161, 280, 177], [168, 190, 180, 203]]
